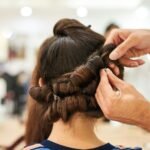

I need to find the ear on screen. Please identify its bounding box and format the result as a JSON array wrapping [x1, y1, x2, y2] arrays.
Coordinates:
[[39, 78, 44, 87]]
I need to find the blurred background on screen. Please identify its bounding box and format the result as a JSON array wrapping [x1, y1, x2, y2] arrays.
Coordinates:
[[0, 0, 150, 149]]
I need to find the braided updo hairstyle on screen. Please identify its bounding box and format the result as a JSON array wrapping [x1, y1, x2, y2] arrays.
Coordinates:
[[26, 18, 124, 145]]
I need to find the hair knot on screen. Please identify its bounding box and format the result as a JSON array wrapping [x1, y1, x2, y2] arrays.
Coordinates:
[[29, 85, 54, 104], [53, 18, 87, 36]]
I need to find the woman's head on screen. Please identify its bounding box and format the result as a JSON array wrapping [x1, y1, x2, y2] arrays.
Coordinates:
[[26, 18, 124, 144]]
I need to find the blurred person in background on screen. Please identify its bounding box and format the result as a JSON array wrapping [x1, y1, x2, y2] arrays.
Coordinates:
[[25, 19, 141, 150], [13, 72, 29, 118], [104, 23, 119, 38], [1, 71, 16, 112], [1, 70, 28, 120]]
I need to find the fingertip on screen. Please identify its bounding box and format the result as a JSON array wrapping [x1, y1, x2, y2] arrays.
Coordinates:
[[130, 62, 139, 67], [109, 51, 119, 60], [106, 68, 115, 78], [109, 63, 120, 76], [109, 63, 115, 68], [106, 68, 117, 79], [100, 69, 106, 76], [131, 60, 145, 67], [106, 68, 112, 73], [114, 67, 120, 76], [100, 69, 109, 85], [138, 59, 145, 65], [106, 68, 124, 87], [104, 39, 111, 45]]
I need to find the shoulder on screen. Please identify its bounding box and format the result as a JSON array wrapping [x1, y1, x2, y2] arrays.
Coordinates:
[[23, 144, 50, 150]]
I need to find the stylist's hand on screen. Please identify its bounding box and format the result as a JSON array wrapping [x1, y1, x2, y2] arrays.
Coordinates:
[[95, 69, 150, 131], [106, 29, 150, 67]]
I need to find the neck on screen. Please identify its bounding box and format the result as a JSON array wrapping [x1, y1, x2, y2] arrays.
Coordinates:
[[48, 113, 104, 149]]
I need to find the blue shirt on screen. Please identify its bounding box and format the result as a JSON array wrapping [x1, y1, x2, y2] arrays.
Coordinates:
[[28, 140, 142, 150]]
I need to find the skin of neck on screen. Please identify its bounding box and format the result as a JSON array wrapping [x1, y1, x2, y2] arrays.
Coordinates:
[[48, 112, 104, 149]]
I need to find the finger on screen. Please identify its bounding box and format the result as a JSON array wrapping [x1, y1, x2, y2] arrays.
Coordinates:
[[105, 29, 122, 45], [125, 48, 150, 58], [106, 69, 124, 89], [109, 63, 120, 75], [119, 57, 145, 67], [98, 69, 114, 97], [109, 35, 137, 60]]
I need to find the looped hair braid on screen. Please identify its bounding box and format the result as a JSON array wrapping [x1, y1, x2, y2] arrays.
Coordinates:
[[29, 43, 123, 122]]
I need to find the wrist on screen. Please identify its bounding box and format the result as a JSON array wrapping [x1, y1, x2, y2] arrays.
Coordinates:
[[136, 100, 150, 131]]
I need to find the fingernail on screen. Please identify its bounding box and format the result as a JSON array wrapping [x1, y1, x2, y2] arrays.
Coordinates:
[[109, 52, 119, 60], [139, 60, 145, 65], [104, 68, 107, 72], [109, 63, 115, 68], [100, 69, 107, 75], [106, 68, 110, 73], [106, 69, 113, 74]]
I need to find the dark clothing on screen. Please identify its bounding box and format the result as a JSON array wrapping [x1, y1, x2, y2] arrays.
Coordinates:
[[27, 140, 142, 150]]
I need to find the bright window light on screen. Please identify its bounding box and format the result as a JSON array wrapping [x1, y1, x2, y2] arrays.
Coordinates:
[[135, 6, 149, 18], [76, 7, 88, 18], [68, 0, 141, 9], [147, 54, 150, 60], [20, 6, 32, 17], [2, 31, 13, 39]]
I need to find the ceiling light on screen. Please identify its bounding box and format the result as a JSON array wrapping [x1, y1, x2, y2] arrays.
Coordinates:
[[20, 6, 32, 17], [76, 7, 88, 18]]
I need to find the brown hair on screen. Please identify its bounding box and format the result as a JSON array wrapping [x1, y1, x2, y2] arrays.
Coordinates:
[[25, 18, 124, 145]]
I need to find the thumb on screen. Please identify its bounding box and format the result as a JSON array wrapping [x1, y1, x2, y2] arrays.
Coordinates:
[[109, 35, 136, 60], [106, 69, 124, 89]]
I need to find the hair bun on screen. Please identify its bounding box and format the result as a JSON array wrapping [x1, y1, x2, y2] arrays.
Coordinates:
[[53, 18, 87, 36]]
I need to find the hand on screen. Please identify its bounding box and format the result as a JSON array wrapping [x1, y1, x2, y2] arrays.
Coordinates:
[[108, 62, 120, 76], [95, 69, 150, 131], [105, 29, 150, 67]]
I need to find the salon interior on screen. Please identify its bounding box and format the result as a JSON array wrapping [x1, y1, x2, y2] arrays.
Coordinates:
[[0, 0, 150, 149]]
